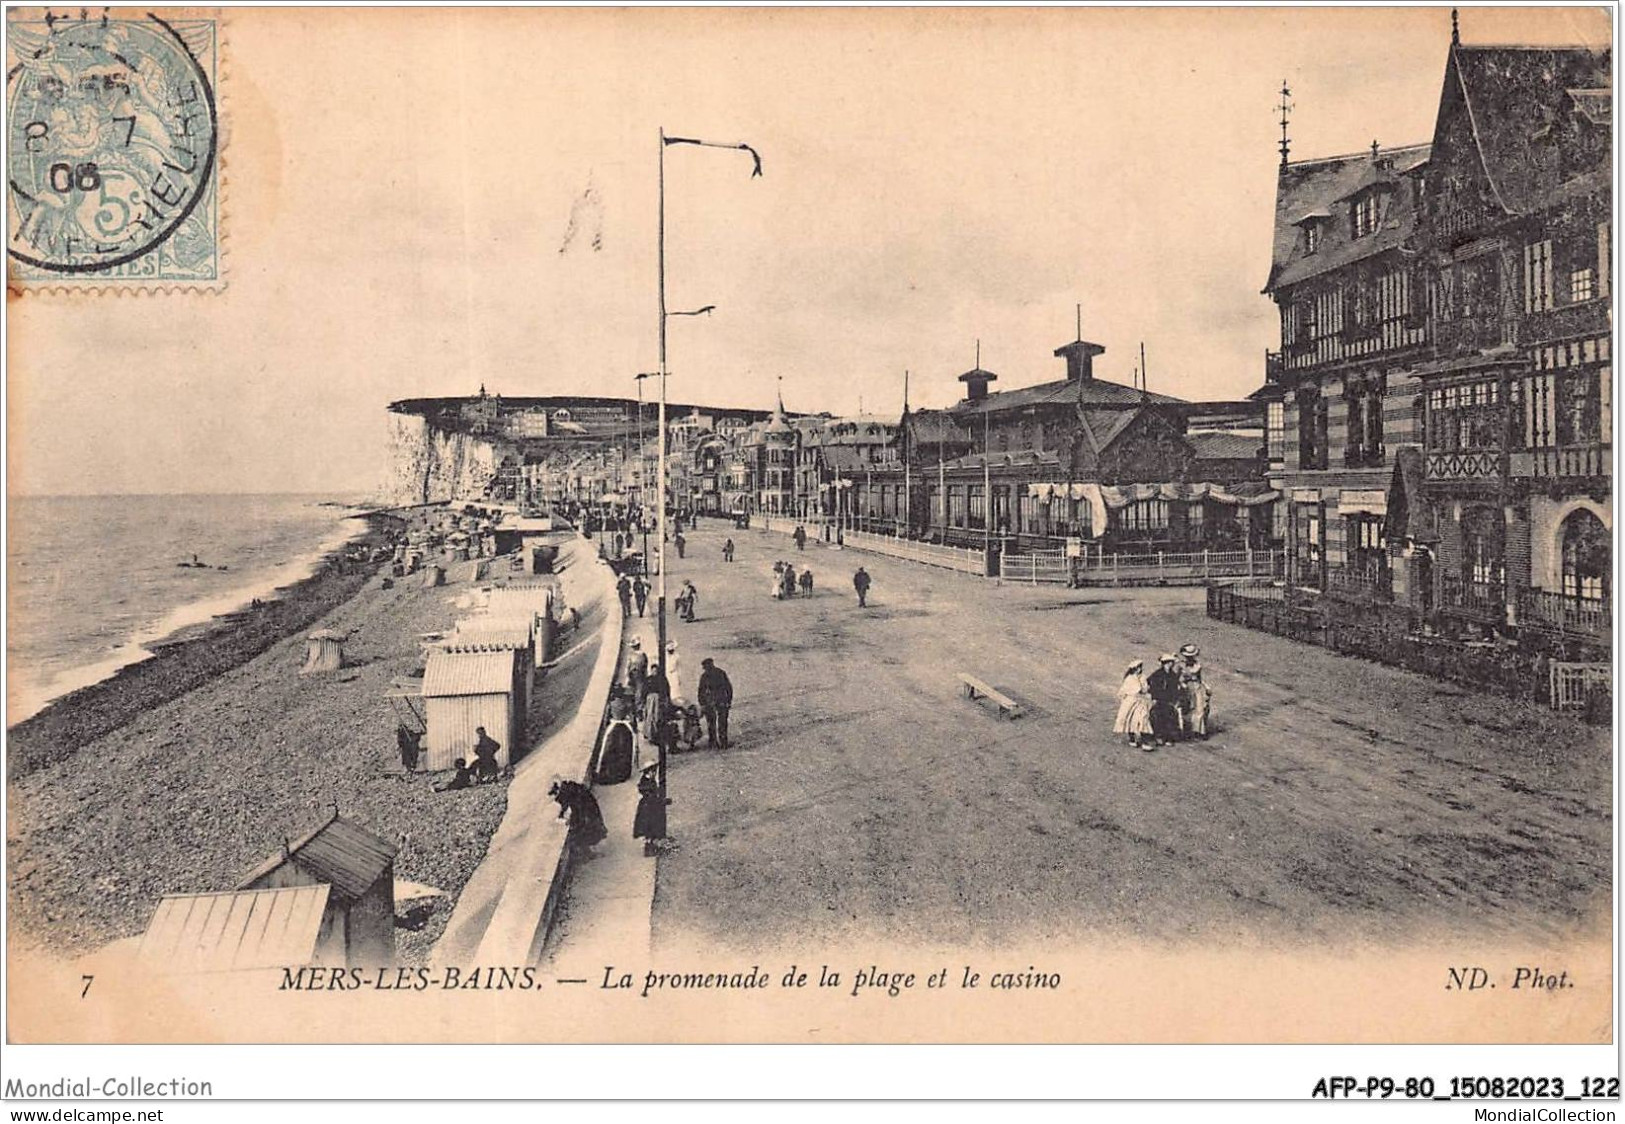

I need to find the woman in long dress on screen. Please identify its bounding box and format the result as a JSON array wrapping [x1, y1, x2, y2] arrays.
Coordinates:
[[1112, 660, 1154, 748], [1177, 644, 1211, 739]]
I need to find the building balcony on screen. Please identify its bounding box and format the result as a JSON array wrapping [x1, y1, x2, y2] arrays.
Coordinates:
[[1518, 588, 1611, 642], [1507, 444, 1611, 480], [1522, 299, 1612, 343], [1424, 447, 1501, 482], [1441, 574, 1506, 622]]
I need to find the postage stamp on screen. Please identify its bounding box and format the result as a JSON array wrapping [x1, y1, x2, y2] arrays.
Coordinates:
[[6, 8, 221, 290]]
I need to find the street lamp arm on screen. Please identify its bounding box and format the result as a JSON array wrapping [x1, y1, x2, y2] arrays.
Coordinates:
[[662, 136, 763, 178], [668, 305, 716, 318]]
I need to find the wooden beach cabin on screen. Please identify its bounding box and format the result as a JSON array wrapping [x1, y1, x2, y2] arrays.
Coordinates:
[[446, 620, 534, 719], [488, 584, 559, 665], [420, 647, 519, 771], [138, 884, 336, 976], [238, 812, 398, 968]]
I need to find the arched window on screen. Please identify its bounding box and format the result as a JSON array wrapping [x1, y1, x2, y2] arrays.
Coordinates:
[[1560, 509, 1609, 603]]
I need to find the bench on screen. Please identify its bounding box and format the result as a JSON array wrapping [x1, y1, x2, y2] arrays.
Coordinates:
[[957, 673, 1022, 720]]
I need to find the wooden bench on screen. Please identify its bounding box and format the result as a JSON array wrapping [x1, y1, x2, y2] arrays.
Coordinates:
[[958, 673, 1022, 719]]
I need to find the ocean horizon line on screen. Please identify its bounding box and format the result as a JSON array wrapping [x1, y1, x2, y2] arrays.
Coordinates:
[[8, 489, 373, 501]]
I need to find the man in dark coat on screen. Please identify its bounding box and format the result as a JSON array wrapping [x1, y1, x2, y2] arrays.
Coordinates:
[[633, 575, 650, 617], [616, 574, 633, 615], [1146, 654, 1183, 748], [674, 530, 687, 559], [853, 566, 872, 607], [472, 726, 502, 782], [696, 657, 734, 749]]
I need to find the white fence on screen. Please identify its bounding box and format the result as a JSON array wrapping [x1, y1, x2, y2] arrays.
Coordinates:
[[998, 550, 1073, 585], [844, 530, 988, 575], [1549, 661, 1610, 711], [752, 516, 1282, 586], [755, 516, 989, 575], [1074, 549, 1283, 586]]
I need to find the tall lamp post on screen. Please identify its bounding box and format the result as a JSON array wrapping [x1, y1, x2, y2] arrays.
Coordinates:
[[656, 127, 761, 806], [634, 371, 657, 569]]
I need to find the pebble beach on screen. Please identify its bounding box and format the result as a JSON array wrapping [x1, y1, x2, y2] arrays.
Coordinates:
[[5, 513, 586, 966]]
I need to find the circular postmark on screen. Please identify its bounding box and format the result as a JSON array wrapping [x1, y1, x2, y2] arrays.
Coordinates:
[[7, 13, 218, 274]]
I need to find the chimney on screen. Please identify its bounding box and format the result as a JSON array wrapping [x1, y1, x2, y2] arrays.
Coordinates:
[[958, 367, 997, 403], [1054, 339, 1106, 382]]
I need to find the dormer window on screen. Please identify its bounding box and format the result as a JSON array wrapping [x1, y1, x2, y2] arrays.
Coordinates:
[[1294, 211, 1330, 257], [1352, 192, 1381, 238]]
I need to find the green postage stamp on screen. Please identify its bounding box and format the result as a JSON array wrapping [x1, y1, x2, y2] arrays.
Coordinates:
[[6, 8, 221, 290]]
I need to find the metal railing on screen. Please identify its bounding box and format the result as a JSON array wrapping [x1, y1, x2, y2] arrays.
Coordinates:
[[1519, 588, 1611, 640], [1519, 444, 1611, 479], [1326, 561, 1392, 602], [1441, 574, 1506, 620]]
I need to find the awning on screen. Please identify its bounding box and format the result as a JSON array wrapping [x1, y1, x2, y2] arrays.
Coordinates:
[[1028, 480, 1279, 513], [1025, 482, 1108, 532]]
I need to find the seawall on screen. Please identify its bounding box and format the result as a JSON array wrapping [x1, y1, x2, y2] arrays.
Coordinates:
[[431, 533, 624, 965]]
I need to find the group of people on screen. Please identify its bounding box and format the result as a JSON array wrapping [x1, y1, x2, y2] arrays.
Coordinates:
[[434, 726, 505, 790], [618, 637, 735, 754], [1113, 644, 1210, 750], [616, 572, 651, 617], [771, 560, 814, 600]]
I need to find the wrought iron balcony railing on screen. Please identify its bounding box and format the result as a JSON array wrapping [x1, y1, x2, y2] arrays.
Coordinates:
[[1518, 588, 1611, 641]]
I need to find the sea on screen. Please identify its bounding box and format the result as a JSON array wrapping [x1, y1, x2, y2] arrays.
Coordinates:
[[6, 493, 373, 727]]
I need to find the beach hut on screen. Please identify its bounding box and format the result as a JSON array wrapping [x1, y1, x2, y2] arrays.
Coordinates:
[[488, 584, 558, 666], [421, 647, 519, 771], [448, 619, 534, 718], [422, 564, 445, 588], [237, 812, 399, 968], [301, 629, 348, 674], [138, 885, 337, 976]]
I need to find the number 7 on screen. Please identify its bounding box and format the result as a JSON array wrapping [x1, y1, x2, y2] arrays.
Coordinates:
[[113, 116, 135, 146], [80, 974, 94, 998]]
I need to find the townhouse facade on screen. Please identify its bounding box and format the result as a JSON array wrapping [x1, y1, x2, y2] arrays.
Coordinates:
[[1258, 21, 1611, 654]]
